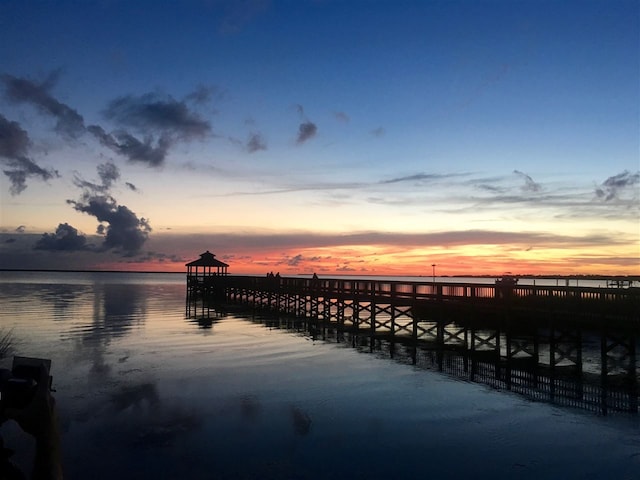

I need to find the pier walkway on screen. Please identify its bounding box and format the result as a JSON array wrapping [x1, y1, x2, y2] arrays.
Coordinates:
[[186, 272, 639, 415]]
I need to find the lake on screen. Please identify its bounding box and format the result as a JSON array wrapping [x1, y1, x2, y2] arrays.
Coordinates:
[[0, 271, 638, 479]]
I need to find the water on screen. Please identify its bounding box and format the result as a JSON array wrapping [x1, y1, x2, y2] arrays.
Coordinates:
[[0, 271, 638, 479]]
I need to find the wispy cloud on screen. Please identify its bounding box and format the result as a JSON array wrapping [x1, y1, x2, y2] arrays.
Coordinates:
[[595, 170, 640, 201], [246, 132, 267, 152], [215, 0, 270, 35], [370, 126, 385, 138], [333, 111, 350, 123], [153, 228, 627, 253], [380, 173, 466, 185], [513, 170, 541, 193], [184, 84, 224, 106]]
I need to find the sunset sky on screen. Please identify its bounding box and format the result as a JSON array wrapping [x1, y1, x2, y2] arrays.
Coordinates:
[[0, 0, 638, 276]]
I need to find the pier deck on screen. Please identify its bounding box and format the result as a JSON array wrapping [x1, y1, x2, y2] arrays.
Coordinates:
[[186, 274, 639, 415]]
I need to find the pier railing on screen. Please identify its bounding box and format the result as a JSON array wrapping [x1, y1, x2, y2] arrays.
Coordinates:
[[216, 275, 639, 323]]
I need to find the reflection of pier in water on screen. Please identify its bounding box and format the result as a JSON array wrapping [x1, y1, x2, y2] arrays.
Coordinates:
[[199, 275, 638, 416], [248, 313, 638, 416]]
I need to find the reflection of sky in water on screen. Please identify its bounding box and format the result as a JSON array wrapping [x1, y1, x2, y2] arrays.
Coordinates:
[[0, 272, 638, 479]]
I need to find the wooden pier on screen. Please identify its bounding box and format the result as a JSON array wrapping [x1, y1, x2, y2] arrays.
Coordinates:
[[218, 275, 639, 328], [184, 256, 638, 415]]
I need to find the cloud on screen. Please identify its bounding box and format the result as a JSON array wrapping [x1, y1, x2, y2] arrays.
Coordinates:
[[155, 229, 624, 255], [370, 127, 385, 137], [380, 173, 462, 185], [103, 92, 211, 140], [97, 162, 120, 189], [0, 114, 59, 194], [67, 164, 151, 255], [90, 92, 210, 167], [184, 84, 223, 106], [3, 157, 59, 195], [72, 161, 120, 193], [69, 195, 151, 255], [246, 132, 267, 152], [34, 223, 88, 251], [88, 125, 170, 167], [513, 170, 541, 193], [296, 121, 317, 144], [285, 254, 303, 266], [0, 113, 30, 158], [1, 72, 85, 138], [125, 182, 138, 192], [595, 170, 640, 201], [15, 225, 25, 233], [333, 111, 350, 123]]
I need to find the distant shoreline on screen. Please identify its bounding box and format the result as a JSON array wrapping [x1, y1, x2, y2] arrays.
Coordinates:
[[1, 269, 638, 281]]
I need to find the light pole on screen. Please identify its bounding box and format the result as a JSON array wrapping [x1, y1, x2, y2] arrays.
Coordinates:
[[431, 264, 436, 284]]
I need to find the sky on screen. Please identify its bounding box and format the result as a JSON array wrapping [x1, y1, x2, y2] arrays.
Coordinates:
[[0, 0, 638, 276]]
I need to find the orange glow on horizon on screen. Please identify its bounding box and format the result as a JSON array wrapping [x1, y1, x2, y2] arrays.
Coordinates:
[[95, 243, 640, 277]]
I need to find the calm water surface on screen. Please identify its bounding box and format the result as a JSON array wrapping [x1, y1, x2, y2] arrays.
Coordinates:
[[0, 271, 638, 479]]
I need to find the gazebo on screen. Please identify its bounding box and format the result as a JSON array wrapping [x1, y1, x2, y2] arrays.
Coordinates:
[[185, 251, 229, 317], [185, 250, 229, 282]]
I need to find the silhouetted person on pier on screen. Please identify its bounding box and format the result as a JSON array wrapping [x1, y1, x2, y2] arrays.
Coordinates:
[[0, 363, 63, 480]]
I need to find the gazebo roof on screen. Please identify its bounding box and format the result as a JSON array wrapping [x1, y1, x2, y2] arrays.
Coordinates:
[[185, 250, 229, 267]]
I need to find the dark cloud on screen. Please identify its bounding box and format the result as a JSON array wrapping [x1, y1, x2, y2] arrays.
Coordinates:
[[91, 90, 209, 167], [513, 170, 541, 193], [370, 127, 385, 137], [69, 194, 151, 256], [66, 163, 151, 256], [0, 113, 30, 158], [103, 92, 211, 140], [88, 125, 170, 167], [246, 132, 267, 152], [125, 182, 138, 192], [1, 72, 85, 138], [0, 114, 59, 194], [34, 223, 88, 251], [595, 170, 640, 201], [296, 121, 317, 144]]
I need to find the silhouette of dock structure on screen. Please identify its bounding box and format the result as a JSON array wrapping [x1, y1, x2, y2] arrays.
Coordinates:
[[185, 254, 638, 414], [185, 250, 229, 317]]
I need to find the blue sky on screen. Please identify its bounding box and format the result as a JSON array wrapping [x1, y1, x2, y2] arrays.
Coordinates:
[[0, 0, 638, 275]]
